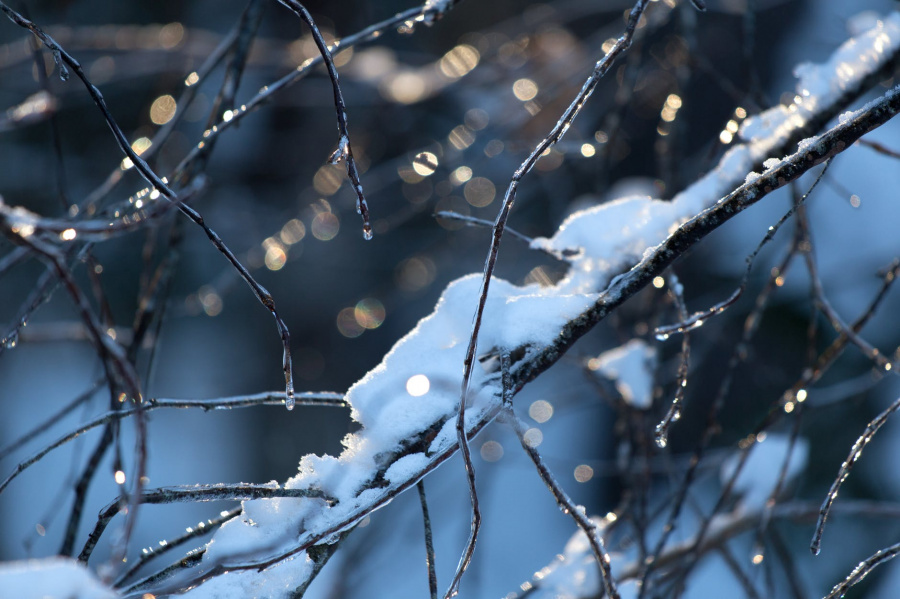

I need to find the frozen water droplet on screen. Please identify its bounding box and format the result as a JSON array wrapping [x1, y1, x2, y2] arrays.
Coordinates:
[[656, 333, 669, 342], [654, 428, 668, 448], [363, 225, 373, 241], [285, 385, 295, 411], [3, 331, 18, 349]]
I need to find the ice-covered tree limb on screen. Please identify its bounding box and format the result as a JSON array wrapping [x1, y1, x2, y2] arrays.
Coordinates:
[[106, 13, 900, 598], [517, 500, 900, 599]]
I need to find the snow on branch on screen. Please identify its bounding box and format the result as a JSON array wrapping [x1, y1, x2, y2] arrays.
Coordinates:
[[105, 13, 900, 598]]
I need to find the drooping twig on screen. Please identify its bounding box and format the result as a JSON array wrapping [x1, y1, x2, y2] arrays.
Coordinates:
[[0, 1, 298, 409], [653, 271, 690, 449], [451, 3, 651, 594], [750, 181, 819, 566], [640, 162, 831, 595], [165, 2, 448, 191], [276, 0, 372, 239], [506, 409, 620, 599]]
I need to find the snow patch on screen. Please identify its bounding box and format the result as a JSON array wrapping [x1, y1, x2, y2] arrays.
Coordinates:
[[0, 558, 119, 599], [740, 12, 900, 146], [591, 340, 657, 409], [721, 434, 809, 512]]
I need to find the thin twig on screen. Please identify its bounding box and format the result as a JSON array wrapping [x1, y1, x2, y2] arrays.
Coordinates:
[[276, 0, 371, 239], [114, 507, 241, 587], [451, 4, 650, 595], [0, 391, 347, 497], [79, 484, 335, 563], [810, 395, 900, 555], [417, 480, 439, 599], [0, 1, 298, 408], [655, 160, 831, 339], [59, 425, 114, 557], [653, 271, 690, 449], [506, 409, 620, 599], [823, 540, 900, 599], [858, 138, 900, 160], [0, 378, 102, 461]]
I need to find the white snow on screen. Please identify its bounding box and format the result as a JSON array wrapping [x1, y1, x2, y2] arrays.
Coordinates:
[[591, 340, 657, 409], [524, 517, 641, 599], [176, 10, 900, 598], [740, 12, 900, 146], [524, 517, 604, 599], [180, 554, 314, 599], [0, 558, 119, 599], [762, 157, 782, 170]]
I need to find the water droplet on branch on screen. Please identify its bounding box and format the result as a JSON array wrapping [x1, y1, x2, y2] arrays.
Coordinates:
[[2, 331, 18, 349]]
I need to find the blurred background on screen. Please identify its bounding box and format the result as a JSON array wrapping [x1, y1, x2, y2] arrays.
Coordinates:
[[2, 0, 900, 597]]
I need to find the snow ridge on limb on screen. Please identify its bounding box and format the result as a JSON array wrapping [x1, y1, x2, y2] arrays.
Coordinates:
[[165, 13, 900, 598]]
